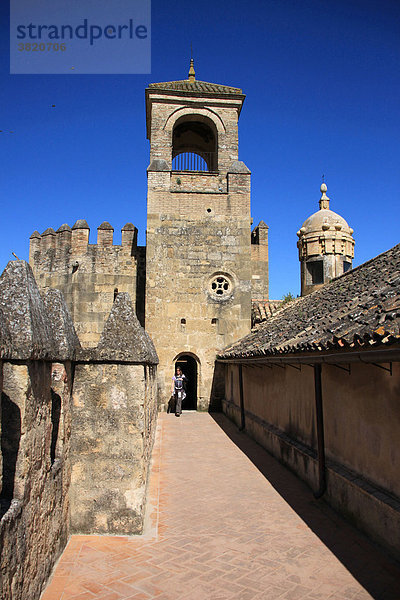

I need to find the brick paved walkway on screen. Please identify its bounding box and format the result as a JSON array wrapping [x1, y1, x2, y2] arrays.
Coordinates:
[[41, 413, 400, 600]]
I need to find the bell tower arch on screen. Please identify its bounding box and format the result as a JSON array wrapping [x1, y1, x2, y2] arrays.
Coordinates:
[[145, 60, 255, 410], [172, 114, 218, 172]]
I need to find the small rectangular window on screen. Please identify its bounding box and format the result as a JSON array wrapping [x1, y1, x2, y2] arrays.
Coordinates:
[[343, 261, 352, 273], [307, 261, 323, 284]]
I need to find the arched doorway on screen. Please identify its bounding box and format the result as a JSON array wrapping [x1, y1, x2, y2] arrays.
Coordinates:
[[174, 354, 198, 410]]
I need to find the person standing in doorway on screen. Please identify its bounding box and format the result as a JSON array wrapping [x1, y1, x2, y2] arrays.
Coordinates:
[[172, 367, 187, 417]]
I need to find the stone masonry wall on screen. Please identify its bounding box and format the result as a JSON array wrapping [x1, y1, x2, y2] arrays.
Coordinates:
[[146, 211, 251, 409], [70, 363, 157, 534], [69, 293, 159, 535], [0, 260, 78, 600]]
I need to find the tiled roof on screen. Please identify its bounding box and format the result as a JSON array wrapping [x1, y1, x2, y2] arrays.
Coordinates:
[[252, 300, 283, 327], [148, 80, 243, 95], [221, 243, 400, 359]]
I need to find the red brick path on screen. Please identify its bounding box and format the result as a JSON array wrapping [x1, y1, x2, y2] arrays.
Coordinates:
[[41, 413, 400, 600]]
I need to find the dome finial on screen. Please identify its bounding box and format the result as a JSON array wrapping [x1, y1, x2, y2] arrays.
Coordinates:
[[319, 181, 330, 210], [188, 49, 195, 83]]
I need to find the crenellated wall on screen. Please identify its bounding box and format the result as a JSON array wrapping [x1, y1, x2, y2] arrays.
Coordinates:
[[29, 220, 144, 347]]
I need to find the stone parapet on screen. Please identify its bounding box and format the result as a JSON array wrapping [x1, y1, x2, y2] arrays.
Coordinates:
[[30, 220, 139, 272], [69, 292, 158, 535], [0, 259, 159, 598], [0, 292, 73, 600], [70, 361, 157, 535]]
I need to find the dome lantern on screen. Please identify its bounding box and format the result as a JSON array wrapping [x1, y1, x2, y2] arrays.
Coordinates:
[[297, 183, 355, 296]]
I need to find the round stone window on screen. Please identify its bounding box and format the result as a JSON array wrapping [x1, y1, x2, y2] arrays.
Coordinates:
[[208, 273, 233, 300]]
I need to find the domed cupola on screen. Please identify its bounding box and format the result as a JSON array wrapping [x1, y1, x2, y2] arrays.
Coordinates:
[[297, 183, 355, 296]]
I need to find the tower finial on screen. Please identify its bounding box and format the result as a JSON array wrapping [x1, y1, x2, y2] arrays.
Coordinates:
[[188, 53, 195, 83], [319, 182, 330, 210]]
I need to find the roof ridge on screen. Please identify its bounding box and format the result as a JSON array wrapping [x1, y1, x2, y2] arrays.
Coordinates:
[[332, 242, 400, 283], [220, 242, 400, 359]]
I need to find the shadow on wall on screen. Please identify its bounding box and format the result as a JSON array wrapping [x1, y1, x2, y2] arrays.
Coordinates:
[[209, 412, 400, 599], [50, 389, 61, 465], [208, 361, 225, 412], [0, 393, 21, 519]]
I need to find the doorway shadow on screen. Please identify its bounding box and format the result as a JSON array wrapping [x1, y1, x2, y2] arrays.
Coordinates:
[[175, 355, 197, 410], [210, 411, 400, 599]]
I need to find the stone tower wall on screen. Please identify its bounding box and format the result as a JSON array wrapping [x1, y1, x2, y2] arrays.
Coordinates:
[[145, 86, 256, 409], [29, 223, 143, 347]]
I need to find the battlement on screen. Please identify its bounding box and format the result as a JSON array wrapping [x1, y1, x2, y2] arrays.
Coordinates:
[[28, 219, 144, 347], [30, 219, 138, 267]]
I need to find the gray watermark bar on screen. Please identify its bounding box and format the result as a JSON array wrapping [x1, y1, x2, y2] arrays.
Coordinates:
[[10, 0, 151, 74]]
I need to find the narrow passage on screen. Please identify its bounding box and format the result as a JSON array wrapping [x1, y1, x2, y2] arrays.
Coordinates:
[[41, 413, 400, 600]]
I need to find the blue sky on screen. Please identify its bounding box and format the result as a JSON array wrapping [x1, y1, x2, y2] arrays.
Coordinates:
[[1, 0, 399, 299]]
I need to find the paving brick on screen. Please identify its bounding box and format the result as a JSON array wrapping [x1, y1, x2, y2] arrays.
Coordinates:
[[41, 413, 400, 600]]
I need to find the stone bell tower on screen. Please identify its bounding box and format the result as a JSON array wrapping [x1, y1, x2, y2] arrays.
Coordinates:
[[145, 60, 260, 410], [297, 183, 355, 296]]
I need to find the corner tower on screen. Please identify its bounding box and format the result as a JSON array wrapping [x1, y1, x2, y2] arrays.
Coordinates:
[[297, 183, 355, 296], [145, 61, 255, 410]]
